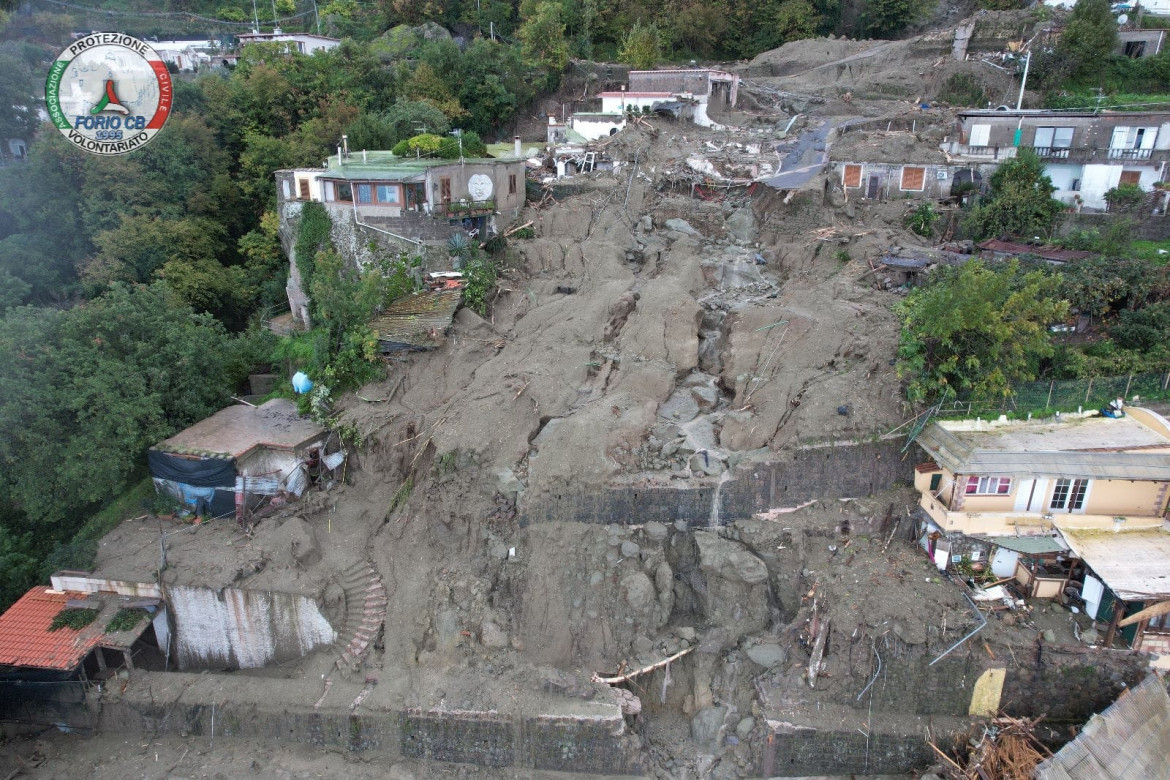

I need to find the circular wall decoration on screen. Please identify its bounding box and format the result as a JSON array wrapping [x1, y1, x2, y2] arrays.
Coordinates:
[[468, 174, 494, 201], [46, 33, 173, 156]]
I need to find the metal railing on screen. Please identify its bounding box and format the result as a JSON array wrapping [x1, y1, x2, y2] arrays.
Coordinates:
[[1032, 146, 1071, 159], [433, 199, 496, 217]]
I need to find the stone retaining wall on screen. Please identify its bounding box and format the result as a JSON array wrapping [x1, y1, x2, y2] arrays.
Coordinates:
[[520, 440, 914, 526]]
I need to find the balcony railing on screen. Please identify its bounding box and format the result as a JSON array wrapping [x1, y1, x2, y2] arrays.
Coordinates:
[[1108, 148, 1153, 160], [433, 199, 496, 218], [964, 145, 997, 158], [1032, 146, 1071, 159]]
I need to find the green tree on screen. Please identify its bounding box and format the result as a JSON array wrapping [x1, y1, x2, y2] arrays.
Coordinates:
[[964, 149, 1064, 240], [895, 259, 1069, 403], [861, 0, 930, 39], [0, 284, 259, 527], [619, 21, 664, 70], [774, 0, 820, 45], [518, 0, 570, 81], [1058, 0, 1118, 80], [0, 44, 40, 144]]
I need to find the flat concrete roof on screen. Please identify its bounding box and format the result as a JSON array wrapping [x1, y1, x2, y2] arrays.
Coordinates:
[[154, 399, 325, 460], [1058, 525, 1170, 601], [949, 414, 1170, 452], [916, 410, 1170, 481]]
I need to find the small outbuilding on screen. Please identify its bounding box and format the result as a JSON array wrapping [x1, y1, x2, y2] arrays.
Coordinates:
[[148, 399, 333, 519]]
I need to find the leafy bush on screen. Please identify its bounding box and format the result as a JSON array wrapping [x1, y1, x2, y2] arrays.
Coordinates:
[[106, 608, 149, 633], [462, 252, 498, 317], [391, 133, 487, 159], [1104, 183, 1146, 213], [904, 203, 940, 236], [49, 608, 99, 632], [1112, 302, 1170, 351], [938, 73, 990, 106]]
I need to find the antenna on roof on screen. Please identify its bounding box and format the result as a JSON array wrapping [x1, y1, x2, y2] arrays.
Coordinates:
[[252, 0, 260, 34]]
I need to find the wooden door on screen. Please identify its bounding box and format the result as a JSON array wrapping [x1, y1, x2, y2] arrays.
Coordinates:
[[866, 175, 880, 199]]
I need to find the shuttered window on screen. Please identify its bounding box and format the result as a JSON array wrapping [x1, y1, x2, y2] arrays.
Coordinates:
[[843, 164, 862, 188], [901, 166, 926, 191], [1119, 170, 1141, 186]]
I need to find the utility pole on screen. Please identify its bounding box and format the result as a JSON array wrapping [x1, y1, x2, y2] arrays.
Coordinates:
[[1015, 49, 1031, 111], [312, 0, 321, 34], [252, 0, 260, 33]]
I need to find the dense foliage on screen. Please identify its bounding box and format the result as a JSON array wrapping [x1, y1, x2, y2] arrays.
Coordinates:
[[896, 260, 1069, 403], [964, 150, 1064, 241]]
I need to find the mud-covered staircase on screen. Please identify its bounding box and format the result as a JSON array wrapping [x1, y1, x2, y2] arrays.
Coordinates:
[[334, 560, 387, 675]]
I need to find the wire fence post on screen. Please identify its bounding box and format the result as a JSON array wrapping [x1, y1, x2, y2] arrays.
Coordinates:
[[1124, 374, 1133, 401], [1046, 380, 1054, 410], [1084, 377, 1093, 406]]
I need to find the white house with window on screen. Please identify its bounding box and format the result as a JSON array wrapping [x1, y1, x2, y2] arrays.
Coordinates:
[[945, 110, 1170, 211]]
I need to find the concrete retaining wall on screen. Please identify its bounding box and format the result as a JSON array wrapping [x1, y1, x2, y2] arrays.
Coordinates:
[[167, 585, 336, 670], [756, 723, 934, 776], [521, 440, 914, 526], [98, 690, 644, 775]]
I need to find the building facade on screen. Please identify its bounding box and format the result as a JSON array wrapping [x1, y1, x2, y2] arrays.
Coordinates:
[[943, 110, 1170, 210], [914, 408, 1170, 538]]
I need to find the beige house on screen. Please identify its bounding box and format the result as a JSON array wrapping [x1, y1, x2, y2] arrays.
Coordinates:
[[914, 408, 1170, 538]]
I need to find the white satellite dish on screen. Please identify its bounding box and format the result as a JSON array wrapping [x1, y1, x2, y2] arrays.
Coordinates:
[[1117, 13, 1129, 23]]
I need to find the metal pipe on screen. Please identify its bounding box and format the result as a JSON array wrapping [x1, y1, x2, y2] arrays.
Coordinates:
[[350, 199, 424, 248], [1016, 50, 1031, 111], [929, 592, 987, 666]]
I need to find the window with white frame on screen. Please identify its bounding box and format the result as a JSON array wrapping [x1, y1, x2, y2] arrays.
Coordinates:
[[964, 476, 1012, 495], [1033, 126, 1074, 149], [1050, 478, 1089, 511]]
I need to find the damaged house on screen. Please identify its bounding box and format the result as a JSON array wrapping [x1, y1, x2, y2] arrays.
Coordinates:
[[943, 109, 1170, 211], [148, 399, 336, 520], [913, 408, 1170, 662]]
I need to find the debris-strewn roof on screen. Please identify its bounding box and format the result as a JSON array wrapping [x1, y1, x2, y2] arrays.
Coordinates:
[[915, 412, 1170, 481], [0, 587, 152, 671], [1037, 673, 1170, 779], [977, 239, 1093, 263], [1057, 526, 1170, 601], [975, 534, 1068, 555], [370, 289, 463, 352], [154, 399, 325, 460]]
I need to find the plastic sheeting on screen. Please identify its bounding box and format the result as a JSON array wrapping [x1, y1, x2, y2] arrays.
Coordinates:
[[148, 450, 235, 488]]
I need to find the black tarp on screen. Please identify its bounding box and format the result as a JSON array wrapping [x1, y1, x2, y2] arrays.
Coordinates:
[[147, 450, 235, 487]]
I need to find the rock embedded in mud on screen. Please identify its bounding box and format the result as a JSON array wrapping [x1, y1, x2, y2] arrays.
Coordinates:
[[480, 621, 508, 649], [691, 706, 729, 751], [745, 641, 787, 668], [621, 540, 641, 559], [644, 521, 668, 543], [695, 533, 768, 585], [621, 571, 657, 613], [665, 218, 700, 236]]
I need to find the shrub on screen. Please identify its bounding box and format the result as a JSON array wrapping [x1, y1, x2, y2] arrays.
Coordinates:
[[1104, 183, 1146, 213], [49, 608, 99, 632], [905, 203, 939, 236], [938, 73, 990, 106]]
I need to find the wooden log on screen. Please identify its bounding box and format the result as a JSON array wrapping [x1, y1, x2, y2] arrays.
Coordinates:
[[592, 647, 694, 685]]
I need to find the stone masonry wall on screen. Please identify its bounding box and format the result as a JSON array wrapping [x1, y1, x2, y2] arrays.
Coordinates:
[[96, 697, 644, 776], [755, 724, 934, 776], [520, 440, 914, 526]]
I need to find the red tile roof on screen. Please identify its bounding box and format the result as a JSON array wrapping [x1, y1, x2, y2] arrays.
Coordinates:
[[0, 587, 104, 670]]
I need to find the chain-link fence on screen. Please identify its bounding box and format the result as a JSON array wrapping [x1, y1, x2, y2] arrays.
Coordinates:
[[934, 371, 1170, 419]]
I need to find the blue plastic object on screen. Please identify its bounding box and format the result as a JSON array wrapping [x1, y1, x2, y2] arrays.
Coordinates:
[[292, 371, 313, 394]]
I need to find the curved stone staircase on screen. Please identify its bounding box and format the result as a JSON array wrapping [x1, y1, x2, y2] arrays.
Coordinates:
[[333, 560, 387, 675]]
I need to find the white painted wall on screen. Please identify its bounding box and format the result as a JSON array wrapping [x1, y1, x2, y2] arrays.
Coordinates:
[[167, 585, 336, 669], [1080, 164, 1124, 210], [571, 116, 625, 141]]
